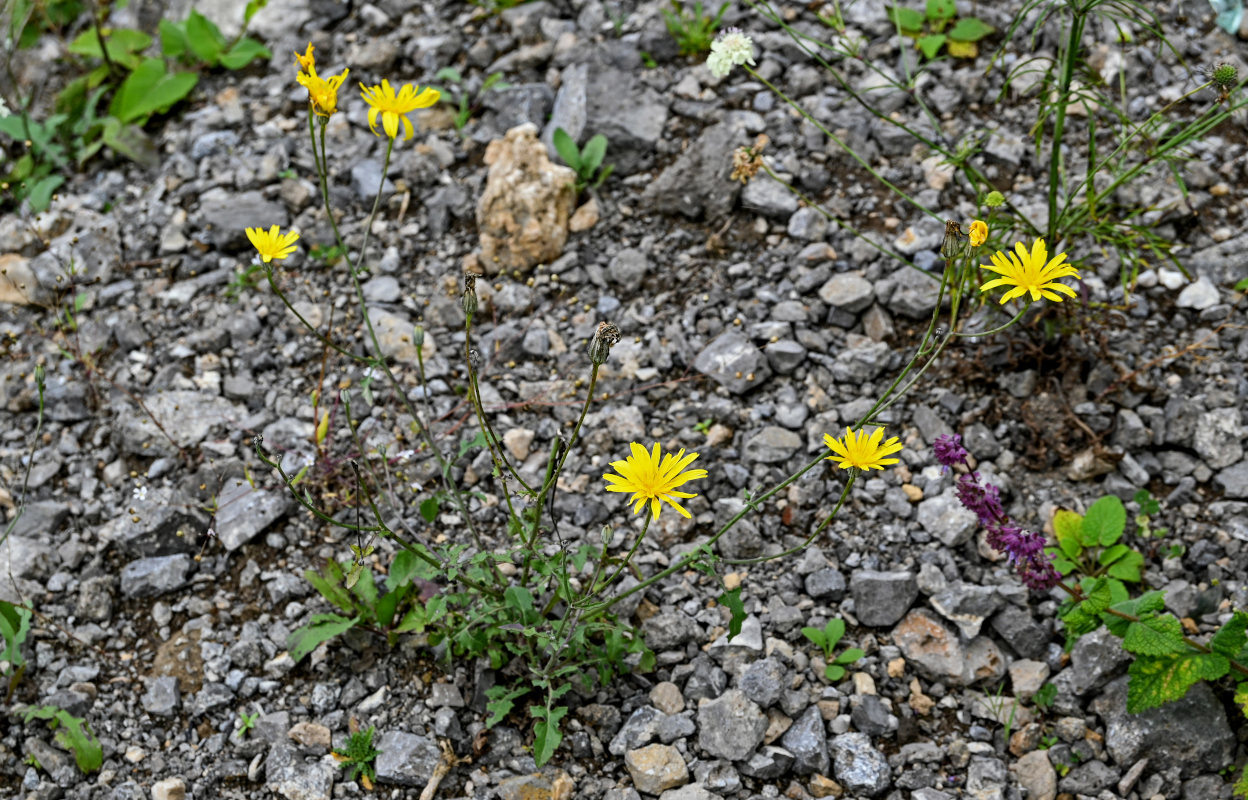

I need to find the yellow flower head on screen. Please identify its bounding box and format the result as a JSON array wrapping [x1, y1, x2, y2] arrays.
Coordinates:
[[969, 220, 987, 247], [294, 42, 315, 75], [824, 427, 903, 471], [359, 80, 440, 140], [246, 224, 300, 263], [297, 65, 349, 117], [602, 442, 708, 519], [980, 239, 1081, 304]]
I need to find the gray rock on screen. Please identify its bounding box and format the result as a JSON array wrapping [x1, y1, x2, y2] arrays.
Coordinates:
[[1175, 276, 1220, 310], [787, 207, 827, 241], [818, 273, 874, 313], [929, 584, 1002, 639], [362, 275, 401, 303], [831, 335, 891, 382], [804, 568, 846, 601], [739, 658, 785, 708], [1059, 759, 1118, 795], [610, 706, 663, 755], [657, 785, 722, 800], [893, 609, 965, 684], [693, 333, 772, 394], [697, 690, 767, 761], [917, 488, 979, 546], [374, 731, 441, 786], [984, 131, 1025, 165], [585, 67, 667, 174], [115, 390, 243, 457], [781, 705, 829, 775], [743, 426, 801, 464], [1092, 677, 1235, 778], [763, 340, 806, 374], [741, 175, 799, 219], [1194, 407, 1243, 469], [483, 83, 555, 132], [197, 188, 288, 250], [99, 487, 206, 557], [832, 732, 892, 797], [990, 606, 1048, 659], [141, 676, 180, 717], [643, 611, 701, 650], [912, 404, 953, 444], [850, 695, 894, 737], [192, 683, 234, 716], [737, 746, 795, 779], [850, 570, 918, 627], [265, 744, 334, 800], [625, 743, 688, 794], [710, 614, 763, 652], [1068, 628, 1131, 695], [120, 555, 192, 598], [1215, 461, 1248, 498], [609, 248, 650, 292], [641, 120, 750, 220], [887, 277, 941, 319], [350, 160, 395, 201], [215, 479, 291, 551], [543, 63, 588, 154]]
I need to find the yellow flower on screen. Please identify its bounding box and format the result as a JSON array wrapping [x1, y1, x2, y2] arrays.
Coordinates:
[[980, 239, 1080, 304], [602, 442, 708, 519], [969, 219, 987, 247], [294, 42, 315, 75], [246, 225, 300, 263], [358, 80, 440, 140], [297, 65, 349, 117], [823, 427, 904, 471]]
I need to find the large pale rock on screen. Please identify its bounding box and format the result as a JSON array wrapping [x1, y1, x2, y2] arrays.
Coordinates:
[[477, 123, 577, 272]]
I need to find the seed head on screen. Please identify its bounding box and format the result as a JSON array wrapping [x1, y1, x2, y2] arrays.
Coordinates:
[[462, 273, 478, 318], [589, 321, 620, 366], [939, 220, 967, 260]]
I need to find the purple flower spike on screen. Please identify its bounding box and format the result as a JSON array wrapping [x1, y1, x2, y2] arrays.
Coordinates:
[[955, 473, 1005, 526], [933, 433, 969, 471]]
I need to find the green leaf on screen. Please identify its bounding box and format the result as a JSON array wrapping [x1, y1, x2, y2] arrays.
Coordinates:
[[1127, 651, 1229, 713], [375, 589, 401, 628], [1083, 495, 1126, 547], [68, 27, 151, 68], [719, 587, 746, 639], [886, 5, 926, 33], [925, 0, 956, 20], [158, 19, 189, 59], [1053, 509, 1084, 559], [1080, 577, 1113, 615], [1106, 550, 1144, 583], [244, 0, 269, 24], [824, 617, 846, 648], [1098, 544, 1131, 566], [580, 134, 608, 175], [836, 647, 865, 665], [184, 10, 226, 64], [0, 600, 32, 670], [109, 59, 199, 124], [531, 702, 567, 766], [21, 706, 102, 773], [825, 664, 845, 681], [801, 626, 827, 649], [1104, 591, 1166, 636], [485, 685, 527, 728], [386, 550, 420, 592], [350, 565, 378, 614], [552, 127, 580, 170], [1209, 611, 1248, 658], [219, 37, 271, 70], [435, 66, 462, 83], [288, 613, 359, 662], [948, 16, 994, 42], [504, 586, 536, 622], [1122, 614, 1185, 656], [419, 496, 440, 524], [25, 174, 63, 212], [917, 33, 946, 59], [305, 563, 356, 614], [100, 121, 159, 167], [395, 604, 425, 633], [591, 162, 614, 190]]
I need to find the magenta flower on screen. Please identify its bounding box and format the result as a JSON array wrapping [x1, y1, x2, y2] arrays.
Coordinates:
[[933, 434, 969, 471]]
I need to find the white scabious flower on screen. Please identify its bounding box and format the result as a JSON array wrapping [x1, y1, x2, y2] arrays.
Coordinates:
[[707, 28, 756, 78]]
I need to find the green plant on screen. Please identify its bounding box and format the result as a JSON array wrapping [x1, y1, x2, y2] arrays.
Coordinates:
[[433, 68, 510, 135], [639, 50, 658, 69], [0, 601, 32, 699], [1046, 495, 1144, 588], [1031, 682, 1057, 710], [692, 418, 714, 434], [552, 128, 614, 193], [886, 0, 994, 59], [225, 262, 266, 301], [333, 726, 381, 789], [1132, 489, 1168, 539], [308, 243, 349, 265], [662, 0, 729, 57], [235, 710, 259, 739], [1038, 734, 1059, 749], [20, 706, 103, 774], [801, 618, 864, 681]]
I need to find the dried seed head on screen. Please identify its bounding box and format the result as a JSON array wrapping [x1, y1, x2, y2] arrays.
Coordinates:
[[939, 219, 967, 260], [462, 272, 479, 318], [730, 134, 769, 184], [588, 321, 620, 365]]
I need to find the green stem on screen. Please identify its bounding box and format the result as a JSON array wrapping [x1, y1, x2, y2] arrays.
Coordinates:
[[590, 514, 653, 597], [722, 474, 854, 565], [1047, 10, 1086, 243]]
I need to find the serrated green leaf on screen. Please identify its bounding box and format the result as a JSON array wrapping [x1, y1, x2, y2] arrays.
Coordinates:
[[948, 16, 994, 42], [1122, 614, 1185, 656], [1104, 591, 1166, 636], [552, 127, 579, 169], [504, 586, 536, 622], [1127, 651, 1230, 713], [1054, 510, 1084, 559], [219, 37, 271, 70], [917, 33, 946, 59], [109, 59, 199, 124], [1080, 577, 1113, 615], [288, 613, 359, 662], [1106, 550, 1144, 582], [1210, 611, 1248, 658], [1083, 495, 1126, 547], [531, 703, 567, 766], [395, 604, 425, 633], [386, 550, 419, 592], [485, 685, 528, 728], [0, 600, 32, 670], [22, 706, 102, 773], [719, 588, 746, 639]]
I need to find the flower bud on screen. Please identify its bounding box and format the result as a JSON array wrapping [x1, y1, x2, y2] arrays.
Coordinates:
[[462, 273, 478, 318], [588, 321, 620, 366], [1213, 62, 1238, 89], [984, 191, 1005, 208], [412, 325, 425, 349]]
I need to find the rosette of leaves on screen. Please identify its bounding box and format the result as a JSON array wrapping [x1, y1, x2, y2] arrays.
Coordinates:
[[801, 618, 864, 681], [886, 0, 994, 59], [1046, 494, 1144, 590]]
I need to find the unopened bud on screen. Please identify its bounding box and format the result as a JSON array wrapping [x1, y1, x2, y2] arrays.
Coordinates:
[[462, 273, 478, 318], [589, 321, 620, 365], [412, 325, 425, 349], [984, 191, 1005, 208], [1213, 62, 1238, 89]]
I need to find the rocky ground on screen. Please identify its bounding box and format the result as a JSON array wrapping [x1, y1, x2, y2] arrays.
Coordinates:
[[2, 0, 1248, 798]]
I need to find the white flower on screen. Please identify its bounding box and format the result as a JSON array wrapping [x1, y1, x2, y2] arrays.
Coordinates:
[[133, 485, 148, 501], [707, 29, 756, 78], [395, 449, 415, 463], [0, 97, 10, 118]]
